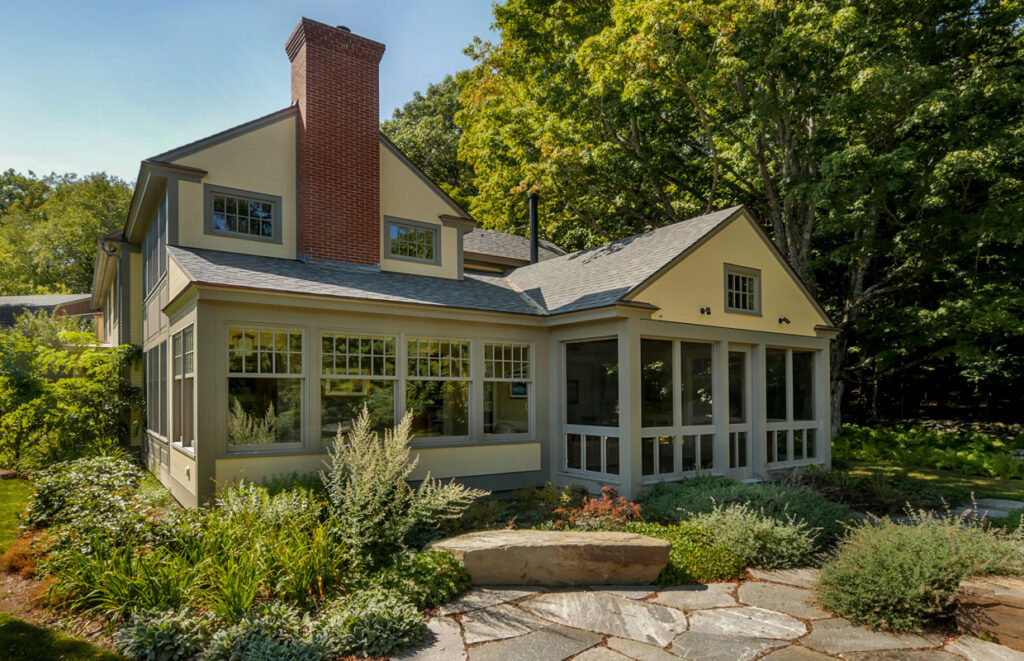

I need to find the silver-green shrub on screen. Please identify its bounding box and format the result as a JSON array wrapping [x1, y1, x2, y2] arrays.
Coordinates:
[[314, 587, 428, 658], [322, 407, 488, 568], [114, 608, 214, 661], [695, 504, 817, 569]]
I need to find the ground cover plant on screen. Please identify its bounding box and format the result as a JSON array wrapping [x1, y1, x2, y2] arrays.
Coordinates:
[[833, 425, 1024, 479], [6, 408, 484, 660], [817, 511, 1024, 632]]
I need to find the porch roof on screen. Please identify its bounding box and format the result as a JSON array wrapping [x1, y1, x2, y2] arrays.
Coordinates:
[[507, 206, 743, 314]]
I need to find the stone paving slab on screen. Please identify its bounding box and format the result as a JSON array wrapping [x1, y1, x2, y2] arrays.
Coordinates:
[[467, 624, 602, 661], [951, 505, 1011, 519], [605, 637, 681, 660], [748, 568, 820, 589], [671, 631, 788, 661], [842, 651, 961, 660], [587, 585, 657, 600], [761, 646, 838, 660], [974, 498, 1024, 512], [688, 606, 807, 640], [394, 617, 466, 660], [520, 591, 688, 647], [461, 604, 549, 644], [439, 586, 544, 615], [651, 583, 738, 610], [946, 635, 1024, 661], [737, 582, 830, 620], [574, 648, 633, 660], [801, 619, 944, 655]]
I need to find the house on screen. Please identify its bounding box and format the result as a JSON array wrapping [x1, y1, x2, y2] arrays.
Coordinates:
[[0, 294, 95, 328], [91, 18, 837, 507]]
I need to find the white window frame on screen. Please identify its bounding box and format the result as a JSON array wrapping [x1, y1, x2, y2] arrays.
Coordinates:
[[318, 330, 398, 441], [765, 347, 820, 467], [226, 325, 306, 452], [724, 264, 761, 315], [727, 345, 752, 472], [403, 335, 472, 442], [172, 326, 195, 452], [640, 338, 718, 483], [482, 341, 534, 440]]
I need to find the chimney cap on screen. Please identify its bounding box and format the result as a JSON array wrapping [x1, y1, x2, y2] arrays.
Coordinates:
[[336, 25, 351, 32]]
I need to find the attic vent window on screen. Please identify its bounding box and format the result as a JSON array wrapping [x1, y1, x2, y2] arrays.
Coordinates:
[[386, 217, 439, 264], [725, 265, 761, 314], [204, 185, 282, 244]]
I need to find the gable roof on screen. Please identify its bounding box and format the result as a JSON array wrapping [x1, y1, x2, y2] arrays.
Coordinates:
[[464, 229, 565, 265], [149, 106, 299, 163], [0, 294, 92, 326], [506, 206, 744, 315], [168, 246, 539, 316]]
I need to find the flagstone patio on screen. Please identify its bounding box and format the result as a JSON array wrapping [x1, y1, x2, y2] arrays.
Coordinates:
[[395, 568, 1024, 661]]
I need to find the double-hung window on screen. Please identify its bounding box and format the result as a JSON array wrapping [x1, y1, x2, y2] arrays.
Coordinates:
[[405, 337, 470, 438], [172, 326, 195, 449], [483, 342, 531, 436], [765, 348, 818, 465], [142, 197, 167, 297], [227, 327, 303, 447], [145, 342, 167, 439], [725, 265, 760, 314], [321, 332, 396, 438]]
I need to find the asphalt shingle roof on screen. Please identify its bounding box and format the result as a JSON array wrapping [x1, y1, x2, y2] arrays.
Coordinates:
[[463, 229, 564, 263], [0, 294, 92, 326], [166, 207, 743, 317], [167, 246, 540, 316], [506, 206, 743, 314]]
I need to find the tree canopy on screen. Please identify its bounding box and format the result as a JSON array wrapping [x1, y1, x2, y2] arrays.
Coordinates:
[[0, 170, 132, 296], [393, 0, 1024, 423]]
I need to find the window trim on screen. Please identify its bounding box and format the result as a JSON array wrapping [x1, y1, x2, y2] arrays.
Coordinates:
[[225, 324, 306, 452], [482, 341, 534, 440], [172, 325, 195, 452], [384, 216, 442, 265], [723, 263, 762, 315], [204, 184, 283, 245]]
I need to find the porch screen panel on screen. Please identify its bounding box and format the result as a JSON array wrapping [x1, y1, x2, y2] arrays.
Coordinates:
[[641, 339, 672, 427], [681, 342, 714, 426], [765, 348, 820, 466], [564, 339, 619, 477]]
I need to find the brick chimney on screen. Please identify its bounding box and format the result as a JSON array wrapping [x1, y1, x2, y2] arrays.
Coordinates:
[[286, 18, 386, 266]]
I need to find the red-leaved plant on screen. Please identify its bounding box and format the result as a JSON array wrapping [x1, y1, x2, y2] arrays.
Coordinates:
[[551, 486, 643, 531]]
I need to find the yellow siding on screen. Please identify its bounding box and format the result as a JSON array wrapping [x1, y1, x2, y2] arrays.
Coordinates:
[[167, 254, 191, 303], [174, 117, 297, 260], [631, 213, 829, 337], [379, 142, 462, 279]]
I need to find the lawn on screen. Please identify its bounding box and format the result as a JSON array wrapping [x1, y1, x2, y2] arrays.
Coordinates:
[[0, 613, 123, 661], [0, 479, 32, 551], [848, 461, 1024, 501]]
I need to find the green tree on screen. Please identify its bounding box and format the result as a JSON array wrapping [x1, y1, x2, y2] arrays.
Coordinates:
[[0, 171, 132, 295], [459, 0, 1024, 426], [382, 73, 478, 208]]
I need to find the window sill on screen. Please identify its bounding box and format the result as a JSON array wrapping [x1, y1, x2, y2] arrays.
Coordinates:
[[558, 469, 622, 485], [172, 442, 195, 458]]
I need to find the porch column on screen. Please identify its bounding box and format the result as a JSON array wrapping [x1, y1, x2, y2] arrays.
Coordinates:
[[712, 340, 728, 475], [751, 342, 767, 478], [617, 317, 643, 498]]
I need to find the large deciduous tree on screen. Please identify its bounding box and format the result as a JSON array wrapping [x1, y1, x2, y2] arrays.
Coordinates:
[[458, 0, 1024, 427], [0, 170, 132, 296]]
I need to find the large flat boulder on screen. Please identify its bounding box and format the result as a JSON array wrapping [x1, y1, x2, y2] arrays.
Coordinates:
[[428, 530, 669, 586]]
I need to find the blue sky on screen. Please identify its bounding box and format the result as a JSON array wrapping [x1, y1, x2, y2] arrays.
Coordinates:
[[0, 1, 497, 182]]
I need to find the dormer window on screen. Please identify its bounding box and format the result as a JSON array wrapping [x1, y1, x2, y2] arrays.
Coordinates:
[[205, 185, 282, 244], [725, 264, 761, 314], [386, 217, 439, 264]]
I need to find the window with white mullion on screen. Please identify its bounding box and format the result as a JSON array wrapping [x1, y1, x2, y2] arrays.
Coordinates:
[[172, 326, 195, 449], [483, 342, 531, 436], [227, 326, 304, 448], [765, 347, 819, 465], [405, 336, 471, 439], [320, 332, 396, 439]]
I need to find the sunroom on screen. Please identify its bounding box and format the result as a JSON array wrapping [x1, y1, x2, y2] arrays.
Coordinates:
[[553, 317, 832, 497]]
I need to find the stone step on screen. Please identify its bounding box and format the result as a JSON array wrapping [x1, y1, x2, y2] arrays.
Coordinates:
[[428, 530, 669, 586]]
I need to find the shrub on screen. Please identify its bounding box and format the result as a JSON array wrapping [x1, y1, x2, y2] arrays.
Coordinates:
[[694, 504, 816, 569], [627, 521, 745, 585], [23, 455, 144, 529], [315, 587, 427, 658], [203, 602, 327, 661], [367, 550, 470, 608], [642, 477, 856, 548], [552, 486, 643, 531], [817, 512, 1024, 631], [113, 608, 214, 661], [322, 408, 487, 569]]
